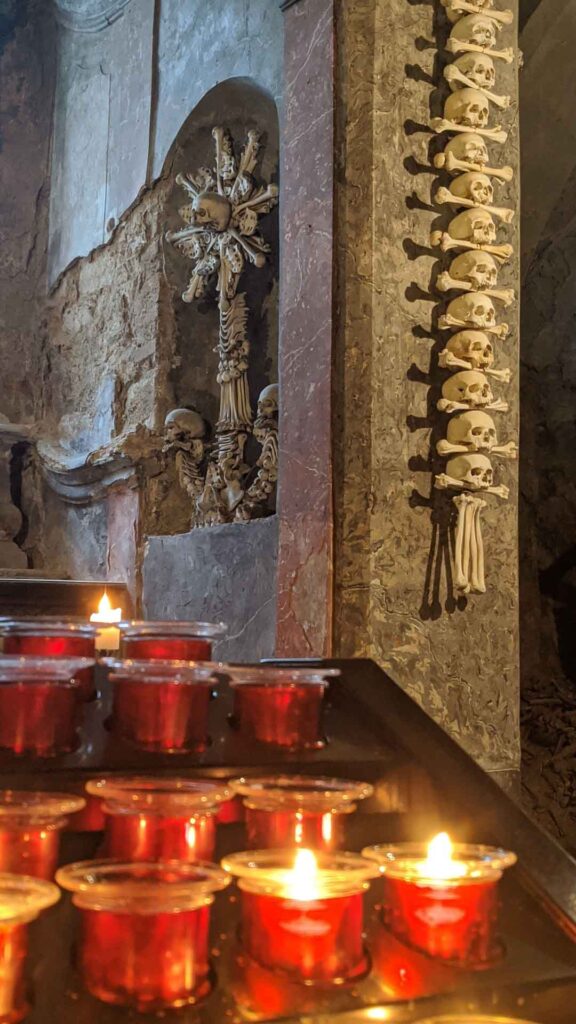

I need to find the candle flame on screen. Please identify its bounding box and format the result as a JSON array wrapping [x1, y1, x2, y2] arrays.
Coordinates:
[[90, 591, 122, 624], [418, 831, 466, 880], [98, 592, 112, 616], [286, 848, 318, 901]]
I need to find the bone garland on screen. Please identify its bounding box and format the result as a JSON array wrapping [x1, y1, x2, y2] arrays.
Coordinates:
[[435, 187, 514, 222], [437, 275, 515, 306], [432, 119, 508, 144], [437, 370, 508, 413], [446, 15, 515, 62], [435, 454, 509, 498], [442, 0, 513, 26], [438, 292, 509, 337], [436, 250, 516, 302], [433, 134, 513, 180], [436, 411, 517, 457], [444, 63, 510, 108]]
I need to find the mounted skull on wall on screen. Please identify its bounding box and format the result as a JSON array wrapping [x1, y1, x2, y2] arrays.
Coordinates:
[[438, 330, 512, 380], [434, 134, 514, 182], [431, 208, 513, 261], [450, 172, 493, 206], [445, 251, 497, 289], [437, 370, 508, 412], [188, 191, 232, 232], [438, 292, 508, 336], [442, 0, 513, 25], [450, 53, 496, 90], [446, 453, 494, 489], [445, 88, 489, 129], [438, 411, 518, 458], [164, 408, 206, 446]]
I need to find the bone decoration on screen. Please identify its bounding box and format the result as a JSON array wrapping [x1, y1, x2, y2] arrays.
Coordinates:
[[438, 292, 509, 336], [431, 208, 513, 260], [446, 14, 514, 62], [433, 133, 513, 180], [432, 90, 508, 143], [437, 411, 517, 457], [438, 330, 512, 381], [442, 0, 513, 26], [444, 57, 510, 108], [437, 371, 508, 413], [436, 251, 516, 303]]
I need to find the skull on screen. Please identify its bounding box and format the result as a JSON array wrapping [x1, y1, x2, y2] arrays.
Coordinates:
[[444, 133, 490, 169], [447, 411, 498, 451], [446, 453, 494, 490], [190, 191, 232, 231], [164, 408, 206, 445], [450, 14, 499, 50], [449, 209, 497, 245], [445, 89, 489, 129], [442, 370, 493, 407], [446, 292, 497, 329], [445, 0, 495, 23], [257, 383, 279, 418], [450, 172, 493, 207], [452, 53, 496, 90], [448, 252, 498, 290], [445, 330, 494, 369]]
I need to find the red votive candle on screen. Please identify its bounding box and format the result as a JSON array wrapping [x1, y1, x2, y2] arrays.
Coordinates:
[[222, 848, 379, 985], [0, 618, 98, 700], [86, 777, 231, 862], [0, 873, 59, 1023], [231, 775, 373, 850], [363, 834, 517, 968], [118, 620, 226, 662], [228, 667, 339, 749], [57, 860, 229, 1011], [105, 659, 222, 753], [0, 792, 85, 879], [0, 657, 94, 757]]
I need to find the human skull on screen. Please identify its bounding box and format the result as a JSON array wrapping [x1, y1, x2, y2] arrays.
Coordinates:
[[448, 252, 498, 290], [442, 371, 493, 407], [445, 89, 489, 129], [449, 209, 497, 245], [450, 14, 499, 50], [444, 133, 490, 168], [257, 383, 279, 417], [446, 453, 494, 489], [446, 292, 497, 329], [450, 172, 493, 207], [452, 53, 496, 90], [445, 0, 495, 23], [447, 411, 498, 451], [190, 191, 232, 231], [164, 408, 206, 444], [445, 330, 494, 369]]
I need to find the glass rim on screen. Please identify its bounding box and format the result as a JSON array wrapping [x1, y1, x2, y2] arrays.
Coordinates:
[[227, 665, 339, 687], [411, 1017, 542, 1024], [0, 873, 60, 923], [86, 776, 231, 813], [104, 658, 225, 685], [56, 859, 230, 912], [0, 656, 95, 683], [221, 848, 380, 899], [0, 790, 86, 820], [230, 775, 373, 810], [0, 617, 98, 637], [362, 842, 517, 885], [118, 620, 227, 639]]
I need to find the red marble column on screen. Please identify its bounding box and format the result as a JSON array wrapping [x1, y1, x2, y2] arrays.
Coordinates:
[[276, 0, 335, 656]]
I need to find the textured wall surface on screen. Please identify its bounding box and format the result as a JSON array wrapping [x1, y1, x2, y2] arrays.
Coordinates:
[[332, 0, 520, 774], [143, 516, 278, 661]]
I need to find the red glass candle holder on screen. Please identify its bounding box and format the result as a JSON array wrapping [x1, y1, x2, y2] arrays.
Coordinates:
[[228, 667, 339, 749], [0, 873, 59, 1023], [86, 777, 231, 862], [222, 848, 379, 985], [57, 859, 229, 1011], [118, 620, 226, 662], [0, 618, 97, 700], [0, 657, 94, 757], [413, 1018, 540, 1024], [231, 775, 373, 850], [0, 791, 85, 879], [105, 660, 222, 753], [363, 841, 517, 968]]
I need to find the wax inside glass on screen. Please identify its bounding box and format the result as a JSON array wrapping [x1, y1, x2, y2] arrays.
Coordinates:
[[0, 874, 59, 1023], [363, 841, 517, 968], [231, 775, 373, 850], [0, 618, 97, 701], [87, 778, 231, 862], [0, 791, 86, 879], [118, 620, 226, 663], [56, 860, 229, 1011], [0, 658, 94, 757], [106, 660, 221, 753], [229, 668, 339, 749]]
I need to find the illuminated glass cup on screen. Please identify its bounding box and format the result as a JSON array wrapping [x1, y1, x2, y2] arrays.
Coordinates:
[[86, 777, 231, 862], [118, 621, 226, 662], [0, 618, 97, 700], [0, 873, 59, 1023], [0, 657, 95, 757], [0, 791, 86, 879], [228, 667, 339, 749], [413, 1017, 541, 1024], [57, 860, 229, 1011], [231, 775, 373, 850]]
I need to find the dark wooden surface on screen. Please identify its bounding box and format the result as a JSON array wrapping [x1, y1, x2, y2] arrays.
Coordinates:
[[0, 579, 132, 619]]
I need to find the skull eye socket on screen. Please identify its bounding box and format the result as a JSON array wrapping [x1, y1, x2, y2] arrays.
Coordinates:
[[471, 341, 483, 351], [469, 383, 481, 393], [471, 467, 483, 475], [471, 427, 483, 435]]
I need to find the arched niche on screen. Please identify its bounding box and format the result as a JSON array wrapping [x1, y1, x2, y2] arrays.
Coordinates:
[[160, 78, 279, 467]]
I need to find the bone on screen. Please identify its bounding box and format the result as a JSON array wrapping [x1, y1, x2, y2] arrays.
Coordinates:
[[445, 39, 515, 62], [486, 483, 510, 499], [435, 188, 514, 223], [438, 350, 475, 371], [437, 314, 509, 338], [436, 438, 517, 457], [470, 498, 487, 593], [453, 496, 471, 592], [436, 274, 516, 306], [487, 398, 509, 412], [435, 472, 464, 489], [437, 439, 469, 455], [492, 440, 518, 458], [444, 0, 514, 25], [462, 498, 473, 589], [437, 398, 509, 413], [431, 118, 508, 144], [430, 232, 514, 261], [444, 65, 511, 108], [434, 151, 514, 182], [486, 367, 512, 383]]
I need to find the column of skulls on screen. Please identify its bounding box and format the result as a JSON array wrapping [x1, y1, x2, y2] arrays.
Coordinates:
[[429, 0, 518, 595]]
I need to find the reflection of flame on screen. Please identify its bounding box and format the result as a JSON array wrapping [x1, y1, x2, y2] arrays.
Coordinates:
[[419, 832, 466, 880], [286, 848, 318, 901]]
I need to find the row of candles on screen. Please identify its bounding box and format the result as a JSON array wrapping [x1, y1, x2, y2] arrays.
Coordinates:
[[0, 774, 518, 1019]]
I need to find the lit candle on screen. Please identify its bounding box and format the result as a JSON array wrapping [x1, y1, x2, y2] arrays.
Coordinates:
[[363, 834, 517, 968], [90, 593, 122, 653], [222, 847, 379, 984]]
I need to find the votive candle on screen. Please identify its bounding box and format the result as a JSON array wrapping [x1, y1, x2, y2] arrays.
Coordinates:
[[118, 620, 226, 662], [0, 657, 95, 757], [0, 873, 59, 1023], [0, 791, 86, 879], [0, 618, 98, 701], [228, 667, 339, 749]]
